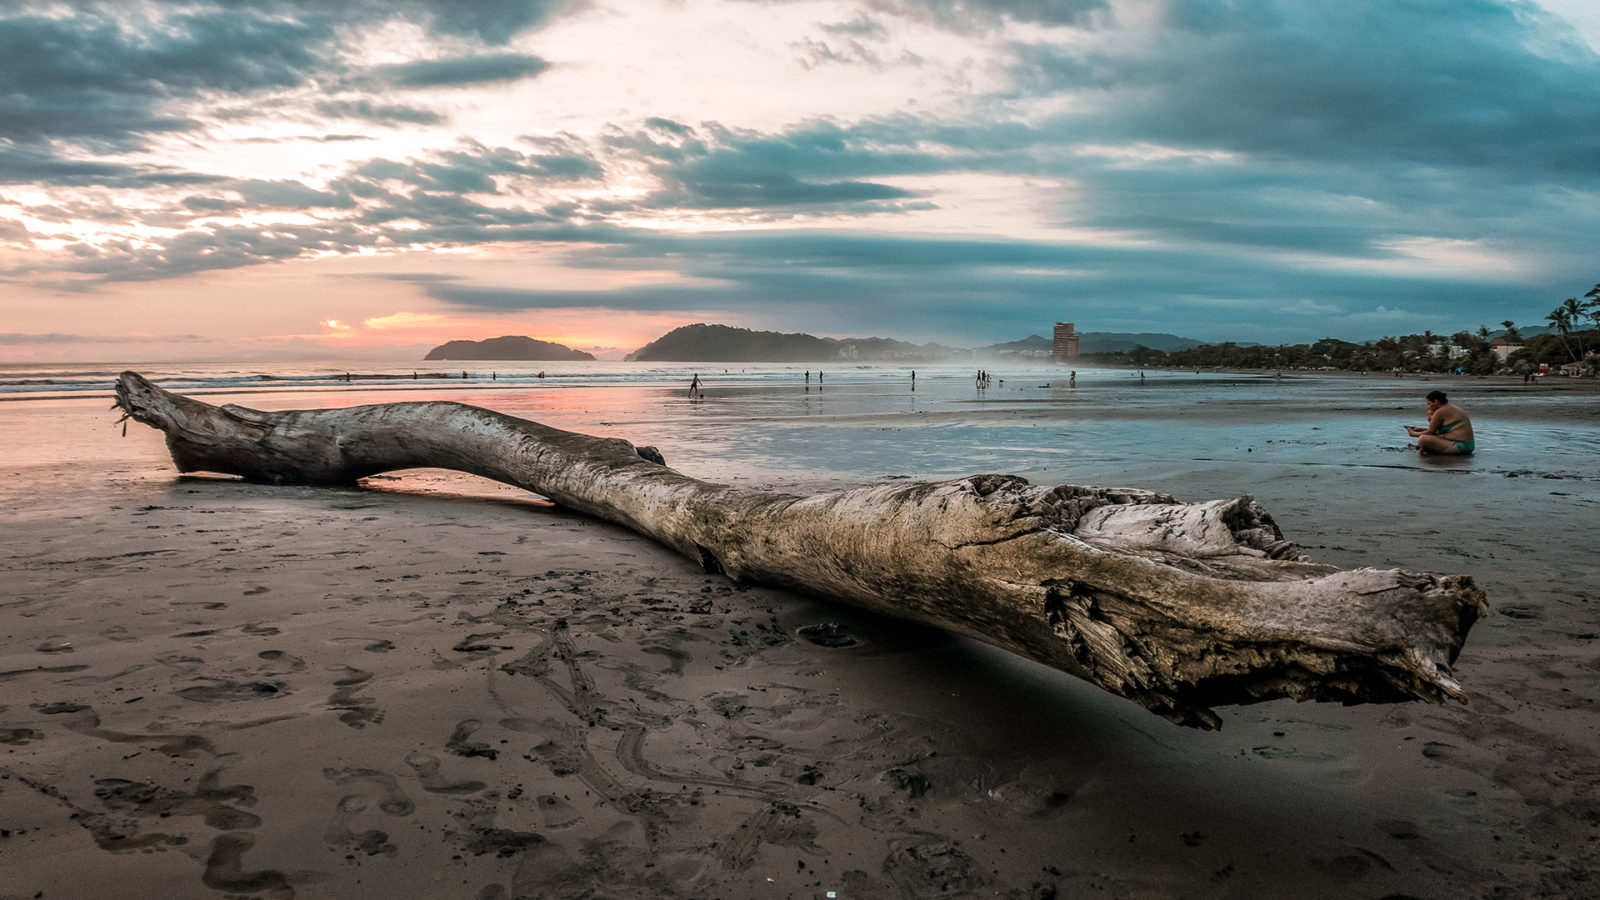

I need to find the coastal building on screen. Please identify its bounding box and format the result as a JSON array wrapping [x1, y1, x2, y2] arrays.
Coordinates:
[[1052, 322, 1080, 363], [1490, 336, 1523, 363], [1558, 353, 1598, 376]]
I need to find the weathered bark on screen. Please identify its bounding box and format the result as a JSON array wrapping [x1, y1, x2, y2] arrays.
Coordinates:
[[114, 371, 1485, 729]]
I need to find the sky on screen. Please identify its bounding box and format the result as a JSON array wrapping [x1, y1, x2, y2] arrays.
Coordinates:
[[1, 0, 1597, 362]]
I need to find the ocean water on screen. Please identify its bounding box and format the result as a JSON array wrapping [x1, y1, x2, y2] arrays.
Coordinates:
[[2, 360, 1595, 499]]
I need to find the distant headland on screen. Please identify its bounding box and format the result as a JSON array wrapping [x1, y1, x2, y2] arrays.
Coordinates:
[[423, 335, 596, 361]]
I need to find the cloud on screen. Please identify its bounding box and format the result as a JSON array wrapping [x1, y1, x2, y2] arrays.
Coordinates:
[[0, 332, 88, 345], [312, 100, 448, 127], [0, 0, 585, 158], [0, 331, 203, 345], [377, 0, 584, 45], [604, 120, 925, 214], [0, 143, 225, 187], [880, 0, 1111, 28], [738, 0, 1110, 30], [0, 5, 330, 151], [352, 142, 604, 194], [0, 215, 32, 241], [232, 180, 360, 211], [7, 139, 616, 283], [1006, 1, 1600, 182], [372, 53, 552, 88]]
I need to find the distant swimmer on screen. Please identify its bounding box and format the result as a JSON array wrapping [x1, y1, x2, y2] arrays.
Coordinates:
[[1404, 390, 1475, 455]]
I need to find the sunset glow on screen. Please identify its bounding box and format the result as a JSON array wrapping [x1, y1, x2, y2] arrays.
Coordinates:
[[2, 0, 1597, 362]]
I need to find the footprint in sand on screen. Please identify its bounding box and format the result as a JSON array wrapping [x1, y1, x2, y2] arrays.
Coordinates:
[[405, 751, 487, 795], [257, 649, 307, 672], [797, 622, 861, 648], [719, 804, 823, 872], [202, 832, 293, 897], [1309, 847, 1395, 878], [329, 636, 397, 653], [197, 762, 258, 807], [176, 678, 288, 702], [1, 728, 44, 745], [640, 642, 689, 676], [326, 665, 384, 728], [534, 794, 581, 829], [882, 837, 985, 896], [322, 767, 415, 816], [156, 653, 205, 673], [446, 719, 498, 760], [94, 777, 262, 830], [33, 702, 213, 757], [323, 793, 398, 857]]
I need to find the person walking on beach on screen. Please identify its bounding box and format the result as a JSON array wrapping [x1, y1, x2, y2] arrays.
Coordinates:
[[689, 373, 701, 398], [1404, 390, 1475, 455], [1069, 370, 1076, 387]]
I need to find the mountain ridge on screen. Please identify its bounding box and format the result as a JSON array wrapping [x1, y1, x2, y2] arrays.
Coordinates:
[[623, 324, 1203, 361], [423, 335, 596, 361]]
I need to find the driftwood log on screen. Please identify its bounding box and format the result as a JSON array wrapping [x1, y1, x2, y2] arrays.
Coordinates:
[[114, 371, 1485, 729]]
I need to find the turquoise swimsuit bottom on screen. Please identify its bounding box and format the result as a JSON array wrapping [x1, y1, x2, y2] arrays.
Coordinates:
[[1438, 418, 1473, 452]]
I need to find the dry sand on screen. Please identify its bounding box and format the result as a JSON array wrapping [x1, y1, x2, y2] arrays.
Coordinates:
[[2, 383, 1598, 899]]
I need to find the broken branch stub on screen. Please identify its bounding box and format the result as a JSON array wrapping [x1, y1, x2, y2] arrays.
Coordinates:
[[114, 370, 1485, 729]]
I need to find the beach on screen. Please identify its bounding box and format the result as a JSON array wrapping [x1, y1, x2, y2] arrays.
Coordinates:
[[2, 364, 1597, 899]]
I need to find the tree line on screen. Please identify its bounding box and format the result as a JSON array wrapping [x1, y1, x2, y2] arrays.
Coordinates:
[[1084, 282, 1600, 376]]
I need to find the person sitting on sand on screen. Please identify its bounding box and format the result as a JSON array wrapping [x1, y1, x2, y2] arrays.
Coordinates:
[[1404, 390, 1475, 455]]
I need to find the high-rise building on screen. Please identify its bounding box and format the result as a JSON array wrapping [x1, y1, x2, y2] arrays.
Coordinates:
[[1052, 322, 1080, 363]]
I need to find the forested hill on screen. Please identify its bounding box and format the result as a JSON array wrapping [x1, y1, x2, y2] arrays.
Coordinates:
[[424, 335, 596, 361], [1079, 332, 1208, 353], [975, 333, 1207, 354], [625, 324, 957, 362], [625, 324, 1207, 361]]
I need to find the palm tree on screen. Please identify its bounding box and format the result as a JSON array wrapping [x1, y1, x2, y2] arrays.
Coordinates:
[[1501, 320, 1521, 343], [1547, 306, 1577, 362], [1562, 297, 1588, 358], [1583, 284, 1600, 332]]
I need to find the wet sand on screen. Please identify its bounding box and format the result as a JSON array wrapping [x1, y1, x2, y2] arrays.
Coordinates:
[[2, 376, 1598, 899]]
